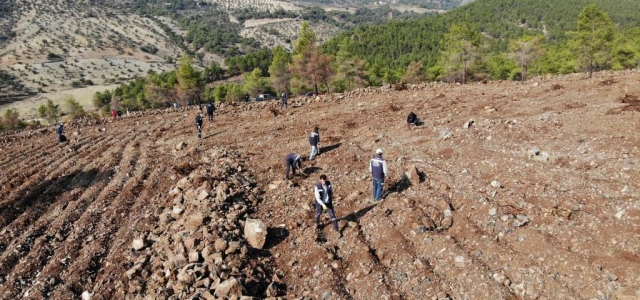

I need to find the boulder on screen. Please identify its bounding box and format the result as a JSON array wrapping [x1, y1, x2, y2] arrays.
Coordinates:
[[215, 277, 243, 298], [176, 142, 187, 151], [244, 219, 267, 249], [404, 164, 420, 185]]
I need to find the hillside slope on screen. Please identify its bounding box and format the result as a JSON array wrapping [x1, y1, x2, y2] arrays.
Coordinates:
[[0, 70, 639, 299]]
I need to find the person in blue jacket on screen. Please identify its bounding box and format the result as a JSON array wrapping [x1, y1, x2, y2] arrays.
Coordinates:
[[309, 126, 319, 160], [369, 149, 388, 201], [284, 153, 302, 179], [314, 174, 340, 235], [56, 123, 64, 143], [280, 92, 287, 110], [195, 113, 203, 139], [206, 102, 215, 121]]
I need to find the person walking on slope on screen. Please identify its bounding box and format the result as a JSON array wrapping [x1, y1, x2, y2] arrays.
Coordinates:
[[206, 102, 216, 121], [309, 126, 320, 160], [284, 153, 303, 179], [280, 92, 287, 110], [195, 112, 204, 140], [56, 123, 64, 143], [370, 149, 388, 202], [314, 174, 340, 236]]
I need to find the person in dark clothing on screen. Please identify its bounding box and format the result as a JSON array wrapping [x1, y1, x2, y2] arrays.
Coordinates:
[[206, 102, 215, 121], [407, 112, 417, 125], [309, 126, 319, 160], [280, 92, 287, 110], [244, 93, 250, 107], [369, 149, 388, 201], [195, 113, 203, 140], [56, 123, 64, 143], [314, 174, 340, 235], [284, 153, 302, 179]]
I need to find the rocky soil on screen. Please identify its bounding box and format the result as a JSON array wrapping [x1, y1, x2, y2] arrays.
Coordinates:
[[0, 70, 639, 299]]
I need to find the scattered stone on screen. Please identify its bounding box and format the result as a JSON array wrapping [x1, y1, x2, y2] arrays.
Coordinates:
[[513, 214, 530, 227], [491, 180, 502, 188], [322, 291, 332, 300], [404, 164, 420, 185], [185, 213, 204, 231], [81, 291, 91, 300], [214, 238, 229, 252], [215, 277, 244, 298], [615, 210, 625, 220], [440, 129, 452, 140], [454, 255, 465, 267], [131, 238, 145, 251], [244, 218, 267, 249], [176, 142, 187, 151], [489, 208, 497, 216]]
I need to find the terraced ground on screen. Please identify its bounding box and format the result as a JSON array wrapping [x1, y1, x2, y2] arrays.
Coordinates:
[[0, 70, 639, 299]]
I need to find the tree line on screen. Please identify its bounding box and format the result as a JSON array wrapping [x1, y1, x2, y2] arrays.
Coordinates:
[[1, 3, 638, 129]]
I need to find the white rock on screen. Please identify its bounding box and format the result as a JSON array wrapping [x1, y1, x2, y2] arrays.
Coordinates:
[[244, 218, 267, 249], [131, 238, 145, 251], [491, 180, 501, 188], [615, 210, 625, 220], [81, 291, 91, 300]]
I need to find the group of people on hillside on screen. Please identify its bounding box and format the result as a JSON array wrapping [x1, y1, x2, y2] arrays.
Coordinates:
[[194, 102, 217, 140], [283, 124, 390, 239], [52, 92, 417, 242]]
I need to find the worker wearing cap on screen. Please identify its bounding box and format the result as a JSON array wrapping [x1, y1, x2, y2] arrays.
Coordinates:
[[314, 174, 340, 234], [370, 149, 388, 201]]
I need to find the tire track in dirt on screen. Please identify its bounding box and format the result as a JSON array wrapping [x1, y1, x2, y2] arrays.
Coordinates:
[[0, 136, 135, 298]]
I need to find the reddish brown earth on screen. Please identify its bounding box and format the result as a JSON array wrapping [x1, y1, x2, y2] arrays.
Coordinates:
[[0, 70, 639, 300]]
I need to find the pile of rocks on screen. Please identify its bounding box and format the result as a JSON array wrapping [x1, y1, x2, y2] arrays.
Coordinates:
[[120, 147, 280, 299]]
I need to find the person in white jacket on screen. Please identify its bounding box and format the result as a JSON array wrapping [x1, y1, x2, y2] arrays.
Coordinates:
[[314, 174, 340, 235]]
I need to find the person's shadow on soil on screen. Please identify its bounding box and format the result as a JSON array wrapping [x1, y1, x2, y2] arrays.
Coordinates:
[[319, 143, 342, 154], [338, 204, 376, 234], [387, 174, 413, 196], [303, 166, 322, 176], [204, 131, 225, 139]]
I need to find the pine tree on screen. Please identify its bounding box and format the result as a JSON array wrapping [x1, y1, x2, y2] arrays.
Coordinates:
[[290, 22, 334, 94], [401, 61, 424, 84], [244, 68, 266, 97], [269, 46, 291, 95], [335, 38, 367, 91], [441, 23, 482, 84], [509, 35, 544, 82], [176, 56, 203, 105], [575, 4, 616, 78]]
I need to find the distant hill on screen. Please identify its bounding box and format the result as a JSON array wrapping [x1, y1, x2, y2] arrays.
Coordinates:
[[323, 0, 640, 70], [0, 0, 460, 103]]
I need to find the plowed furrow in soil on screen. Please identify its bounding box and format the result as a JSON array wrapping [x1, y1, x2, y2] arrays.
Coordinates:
[[0, 139, 50, 166], [47, 150, 151, 299], [0, 134, 113, 200], [0, 139, 128, 298], [0, 133, 128, 231], [28, 151, 145, 299]]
